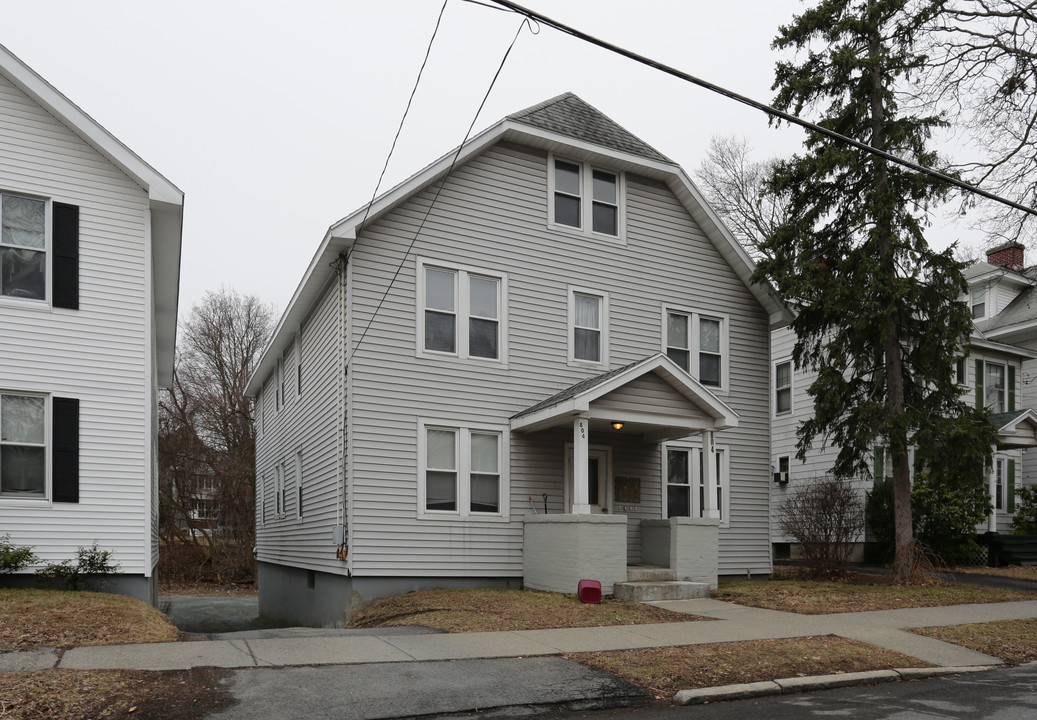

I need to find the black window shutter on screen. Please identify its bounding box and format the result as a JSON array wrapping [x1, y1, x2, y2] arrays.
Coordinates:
[[52, 202, 79, 310], [52, 397, 80, 503]]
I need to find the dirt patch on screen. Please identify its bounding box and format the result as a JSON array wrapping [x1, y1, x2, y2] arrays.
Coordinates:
[[713, 575, 1035, 614], [571, 635, 930, 698], [0, 589, 181, 650], [348, 588, 706, 632], [0, 667, 231, 720], [910, 618, 1037, 665]]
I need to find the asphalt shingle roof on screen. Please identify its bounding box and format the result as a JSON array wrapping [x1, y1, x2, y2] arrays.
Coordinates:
[[510, 357, 650, 420], [989, 409, 1030, 429], [507, 92, 671, 164]]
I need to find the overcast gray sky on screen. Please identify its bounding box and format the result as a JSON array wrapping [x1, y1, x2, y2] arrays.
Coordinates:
[[3, 0, 980, 320]]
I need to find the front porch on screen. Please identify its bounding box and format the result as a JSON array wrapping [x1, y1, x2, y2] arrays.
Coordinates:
[[511, 355, 738, 596]]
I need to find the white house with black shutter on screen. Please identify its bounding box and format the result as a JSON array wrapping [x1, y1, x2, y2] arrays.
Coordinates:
[[0, 43, 183, 603]]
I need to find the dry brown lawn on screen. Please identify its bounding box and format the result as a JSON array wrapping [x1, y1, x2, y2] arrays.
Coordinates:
[[910, 618, 1037, 665], [713, 576, 1036, 614], [0, 668, 228, 720], [0, 589, 180, 650], [571, 636, 930, 698], [158, 581, 257, 598], [347, 588, 705, 632]]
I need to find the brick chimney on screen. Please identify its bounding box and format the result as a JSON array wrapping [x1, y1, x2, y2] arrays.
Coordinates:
[[986, 241, 1025, 271]]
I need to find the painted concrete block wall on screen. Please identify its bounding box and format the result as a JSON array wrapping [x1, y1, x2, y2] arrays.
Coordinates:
[[523, 514, 627, 594]]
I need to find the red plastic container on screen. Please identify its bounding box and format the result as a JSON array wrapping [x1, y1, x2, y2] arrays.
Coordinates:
[[577, 579, 602, 604]]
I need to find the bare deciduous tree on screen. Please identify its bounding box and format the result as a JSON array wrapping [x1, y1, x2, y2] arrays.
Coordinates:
[[159, 288, 274, 585], [920, 0, 1037, 246], [694, 135, 790, 260]]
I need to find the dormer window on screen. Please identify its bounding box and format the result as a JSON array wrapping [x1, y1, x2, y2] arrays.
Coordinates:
[[971, 285, 986, 319], [549, 156, 623, 240]]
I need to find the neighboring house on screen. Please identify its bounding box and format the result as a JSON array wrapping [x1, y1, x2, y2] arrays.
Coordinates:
[[247, 93, 790, 627], [0, 44, 183, 604], [771, 242, 1037, 560]]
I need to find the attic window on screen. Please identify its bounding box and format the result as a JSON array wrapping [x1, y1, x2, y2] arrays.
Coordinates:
[[550, 156, 624, 241], [972, 286, 986, 319]]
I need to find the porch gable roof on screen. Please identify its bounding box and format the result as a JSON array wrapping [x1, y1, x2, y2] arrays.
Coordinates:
[[510, 354, 739, 436], [991, 408, 1037, 449]]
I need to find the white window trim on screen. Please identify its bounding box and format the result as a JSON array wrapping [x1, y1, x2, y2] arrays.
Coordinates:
[[294, 449, 304, 521], [0, 390, 51, 505], [274, 360, 283, 412], [995, 456, 1005, 511], [416, 257, 508, 365], [0, 191, 52, 310], [659, 305, 729, 391], [984, 360, 1007, 413], [274, 461, 286, 518], [971, 284, 988, 319], [258, 473, 265, 526], [295, 333, 303, 399], [776, 455, 790, 483], [547, 154, 626, 244], [660, 440, 730, 528], [569, 287, 610, 368], [955, 356, 967, 387], [417, 418, 510, 521], [563, 443, 613, 514], [774, 359, 793, 416]]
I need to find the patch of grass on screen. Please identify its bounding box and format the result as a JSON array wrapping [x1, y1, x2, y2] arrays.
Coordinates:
[[712, 576, 1035, 614], [0, 589, 180, 650], [347, 588, 706, 632], [0, 668, 229, 720], [950, 566, 1037, 582], [910, 618, 1037, 665], [571, 636, 930, 698]]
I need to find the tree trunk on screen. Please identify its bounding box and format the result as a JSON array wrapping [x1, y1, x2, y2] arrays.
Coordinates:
[[867, 0, 915, 580]]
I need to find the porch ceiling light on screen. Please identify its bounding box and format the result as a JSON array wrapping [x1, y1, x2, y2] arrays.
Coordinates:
[[611, 421, 624, 430]]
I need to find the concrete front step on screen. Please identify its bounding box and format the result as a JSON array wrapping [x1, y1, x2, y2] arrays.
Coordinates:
[[626, 566, 676, 582], [613, 581, 710, 602]]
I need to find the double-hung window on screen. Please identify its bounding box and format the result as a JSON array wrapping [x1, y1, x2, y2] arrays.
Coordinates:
[[0, 393, 46, 497], [420, 422, 507, 518], [985, 362, 1006, 413], [419, 260, 505, 362], [662, 309, 727, 388], [570, 289, 608, 365], [971, 285, 986, 319], [550, 157, 622, 239], [1, 193, 46, 301], [775, 361, 792, 414], [663, 443, 728, 525]]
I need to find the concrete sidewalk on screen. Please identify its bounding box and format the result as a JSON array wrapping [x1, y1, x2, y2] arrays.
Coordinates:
[[4, 598, 1035, 674]]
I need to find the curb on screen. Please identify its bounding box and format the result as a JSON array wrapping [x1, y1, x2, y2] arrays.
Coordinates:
[[673, 665, 998, 706]]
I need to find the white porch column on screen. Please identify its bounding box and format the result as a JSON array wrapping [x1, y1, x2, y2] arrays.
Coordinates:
[[988, 451, 998, 533], [572, 414, 591, 514], [702, 430, 720, 519]]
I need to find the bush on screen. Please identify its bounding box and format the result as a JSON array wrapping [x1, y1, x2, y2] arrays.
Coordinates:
[[0, 534, 38, 574], [778, 476, 864, 578], [912, 470, 991, 565], [1012, 485, 1037, 535], [35, 541, 121, 590]]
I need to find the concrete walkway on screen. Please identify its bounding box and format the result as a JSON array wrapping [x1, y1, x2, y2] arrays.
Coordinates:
[[4, 598, 1036, 674]]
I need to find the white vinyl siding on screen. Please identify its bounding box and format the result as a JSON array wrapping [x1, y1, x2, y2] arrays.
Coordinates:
[[0, 71, 153, 574]]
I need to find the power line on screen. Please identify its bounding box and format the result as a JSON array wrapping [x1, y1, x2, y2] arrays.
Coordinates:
[[345, 15, 536, 367], [482, 0, 1037, 218]]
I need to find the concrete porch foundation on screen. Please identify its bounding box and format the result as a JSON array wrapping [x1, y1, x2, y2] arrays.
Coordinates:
[[641, 517, 719, 589], [523, 514, 627, 594]]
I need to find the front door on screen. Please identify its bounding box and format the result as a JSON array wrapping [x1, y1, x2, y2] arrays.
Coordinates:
[[565, 445, 611, 513]]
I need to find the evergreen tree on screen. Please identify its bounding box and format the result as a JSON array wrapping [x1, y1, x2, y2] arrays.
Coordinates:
[[755, 0, 995, 580]]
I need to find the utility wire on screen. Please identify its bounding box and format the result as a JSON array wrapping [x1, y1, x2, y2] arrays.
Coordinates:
[[483, 0, 1037, 218], [345, 16, 535, 367], [346, 0, 450, 263]]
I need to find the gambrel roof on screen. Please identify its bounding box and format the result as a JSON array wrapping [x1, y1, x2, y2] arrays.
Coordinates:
[[247, 93, 792, 394]]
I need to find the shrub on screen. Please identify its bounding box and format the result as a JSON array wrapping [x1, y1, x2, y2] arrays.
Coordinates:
[[912, 470, 991, 565], [778, 475, 864, 578], [1012, 485, 1037, 535], [0, 534, 38, 574], [36, 541, 121, 590]]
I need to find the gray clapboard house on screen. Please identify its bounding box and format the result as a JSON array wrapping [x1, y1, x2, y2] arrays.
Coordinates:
[[0, 43, 183, 603], [247, 93, 789, 626]]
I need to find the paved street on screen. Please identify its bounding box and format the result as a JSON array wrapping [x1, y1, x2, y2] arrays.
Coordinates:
[[567, 663, 1037, 720]]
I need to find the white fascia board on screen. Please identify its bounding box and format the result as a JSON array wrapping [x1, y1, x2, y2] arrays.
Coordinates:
[[969, 336, 1037, 360], [511, 398, 588, 433], [0, 43, 183, 207], [968, 267, 1032, 287], [997, 408, 1037, 433], [984, 318, 1037, 344]]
